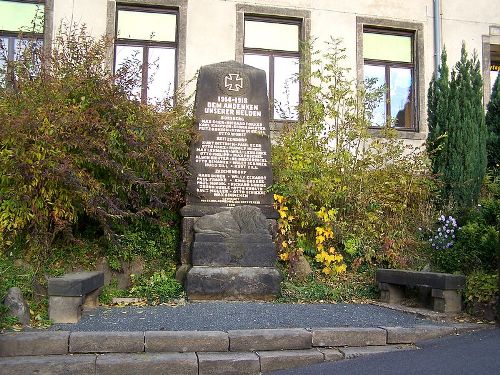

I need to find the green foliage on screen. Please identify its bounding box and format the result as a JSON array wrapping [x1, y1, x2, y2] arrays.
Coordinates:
[[0, 24, 193, 265], [129, 270, 183, 304], [0, 252, 50, 329], [465, 272, 498, 303], [427, 49, 450, 177], [278, 272, 377, 303], [427, 44, 487, 209], [106, 212, 180, 273], [271, 38, 435, 271], [98, 278, 127, 305], [486, 73, 500, 169], [429, 176, 500, 274], [432, 221, 498, 274]]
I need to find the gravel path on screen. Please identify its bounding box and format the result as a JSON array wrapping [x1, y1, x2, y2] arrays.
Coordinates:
[[49, 302, 449, 331]]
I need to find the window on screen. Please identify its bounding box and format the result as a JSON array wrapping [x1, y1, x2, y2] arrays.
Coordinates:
[[243, 17, 300, 121], [490, 44, 500, 92], [363, 28, 415, 129], [115, 6, 177, 105], [0, 0, 44, 87]]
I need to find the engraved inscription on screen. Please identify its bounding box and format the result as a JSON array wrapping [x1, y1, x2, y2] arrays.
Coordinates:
[[194, 94, 269, 206]]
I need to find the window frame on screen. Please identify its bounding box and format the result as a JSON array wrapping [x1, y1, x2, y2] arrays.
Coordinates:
[[0, 0, 47, 87], [113, 4, 179, 104], [357, 17, 425, 139], [363, 27, 416, 130], [243, 15, 302, 122]]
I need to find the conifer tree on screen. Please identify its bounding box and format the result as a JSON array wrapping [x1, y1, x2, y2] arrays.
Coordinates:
[[427, 44, 487, 208], [447, 44, 487, 206], [486, 73, 500, 169], [427, 49, 450, 178]]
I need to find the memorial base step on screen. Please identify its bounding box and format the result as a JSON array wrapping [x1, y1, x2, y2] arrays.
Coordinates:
[[185, 266, 280, 301]]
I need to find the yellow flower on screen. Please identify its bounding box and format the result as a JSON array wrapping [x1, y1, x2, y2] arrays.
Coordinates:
[[335, 264, 347, 273], [334, 254, 344, 262], [279, 252, 289, 261], [281, 241, 288, 248], [316, 243, 324, 251], [316, 227, 324, 235], [324, 227, 333, 239], [322, 267, 332, 275], [328, 247, 336, 254], [273, 194, 284, 203], [315, 235, 325, 244]]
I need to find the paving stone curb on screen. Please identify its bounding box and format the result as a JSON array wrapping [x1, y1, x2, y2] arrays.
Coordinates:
[[0, 324, 488, 374], [229, 328, 312, 351]]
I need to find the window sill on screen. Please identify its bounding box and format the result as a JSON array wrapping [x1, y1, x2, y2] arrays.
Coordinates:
[[367, 127, 427, 141]]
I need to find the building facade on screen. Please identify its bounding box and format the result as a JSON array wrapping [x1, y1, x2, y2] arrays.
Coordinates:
[[1, 0, 499, 145]]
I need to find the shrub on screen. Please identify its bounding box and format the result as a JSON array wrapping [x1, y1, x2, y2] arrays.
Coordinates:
[[465, 272, 498, 304], [0, 24, 193, 266], [129, 270, 183, 304], [486, 72, 500, 170], [427, 45, 487, 209], [272, 39, 435, 273]]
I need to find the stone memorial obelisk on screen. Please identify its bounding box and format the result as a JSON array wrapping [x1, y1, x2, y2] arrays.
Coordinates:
[[179, 61, 280, 300]]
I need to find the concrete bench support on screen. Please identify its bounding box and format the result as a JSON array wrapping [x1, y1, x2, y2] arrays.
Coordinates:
[[376, 269, 465, 313], [48, 272, 104, 323]]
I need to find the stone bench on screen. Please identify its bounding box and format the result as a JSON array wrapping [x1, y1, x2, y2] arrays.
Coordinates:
[[376, 269, 466, 313], [48, 271, 104, 323]]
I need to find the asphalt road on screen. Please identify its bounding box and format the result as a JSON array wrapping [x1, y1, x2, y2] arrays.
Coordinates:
[[49, 302, 448, 331], [268, 328, 500, 375]]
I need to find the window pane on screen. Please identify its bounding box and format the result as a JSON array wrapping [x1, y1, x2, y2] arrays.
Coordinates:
[[244, 20, 299, 52], [274, 56, 299, 120], [364, 64, 386, 127], [117, 10, 176, 42], [390, 67, 413, 128], [0, 37, 7, 87], [115, 45, 143, 100], [14, 37, 42, 76], [0, 1, 44, 33], [243, 53, 269, 91], [148, 47, 176, 105], [363, 32, 412, 63], [491, 70, 499, 93]]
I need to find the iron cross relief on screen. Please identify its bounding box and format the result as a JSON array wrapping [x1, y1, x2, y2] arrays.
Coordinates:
[[224, 73, 243, 92]]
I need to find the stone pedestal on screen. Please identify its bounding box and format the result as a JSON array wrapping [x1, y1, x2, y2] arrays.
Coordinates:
[[180, 61, 280, 300], [184, 206, 280, 300]]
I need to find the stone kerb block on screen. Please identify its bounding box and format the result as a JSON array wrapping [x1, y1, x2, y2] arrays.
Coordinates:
[[228, 329, 312, 351], [312, 328, 387, 347], [383, 326, 456, 344], [96, 353, 198, 375], [197, 352, 260, 375], [69, 331, 144, 353], [0, 331, 70, 357], [0, 354, 97, 375], [257, 349, 324, 372], [145, 331, 229, 352]]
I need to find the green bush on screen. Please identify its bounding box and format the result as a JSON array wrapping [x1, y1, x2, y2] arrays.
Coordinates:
[[427, 45, 487, 210], [0, 24, 193, 266], [465, 272, 498, 303], [129, 270, 183, 304], [272, 39, 436, 272]]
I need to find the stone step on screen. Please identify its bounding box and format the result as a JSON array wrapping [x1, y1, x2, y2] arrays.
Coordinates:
[[0, 347, 415, 375], [0, 325, 477, 357], [0, 325, 485, 374], [185, 266, 281, 300]]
